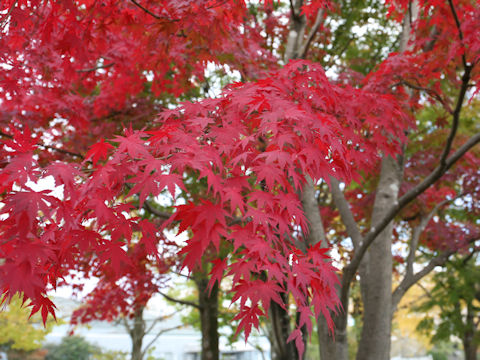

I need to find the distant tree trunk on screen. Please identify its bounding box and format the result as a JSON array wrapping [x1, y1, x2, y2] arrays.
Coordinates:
[[195, 275, 219, 360], [463, 304, 478, 360], [130, 307, 146, 360]]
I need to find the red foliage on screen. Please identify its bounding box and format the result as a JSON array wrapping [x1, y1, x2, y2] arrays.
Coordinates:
[[1, 0, 479, 356]]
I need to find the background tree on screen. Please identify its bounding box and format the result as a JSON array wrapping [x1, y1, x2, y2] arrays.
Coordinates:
[[0, 293, 53, 355], [416, 252, 480, 360]]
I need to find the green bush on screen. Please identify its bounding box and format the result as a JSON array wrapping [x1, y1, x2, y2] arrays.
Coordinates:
[[45, 336, 98, 360]]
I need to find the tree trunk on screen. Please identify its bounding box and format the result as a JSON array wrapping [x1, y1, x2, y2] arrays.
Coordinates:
[[356, 156, 402, 360], [131, 307, 146, 360], [301, 178, 349, 360], [356, 2, 417, 358], [317, 314, 349, 360], [269, 294, 300, 360], [266, 1, 314, 359], [463, 304, 478, 360], [196, 276, 219, 360]]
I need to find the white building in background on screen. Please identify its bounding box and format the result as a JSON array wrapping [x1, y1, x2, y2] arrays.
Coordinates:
[[45, 297, 270, 360]]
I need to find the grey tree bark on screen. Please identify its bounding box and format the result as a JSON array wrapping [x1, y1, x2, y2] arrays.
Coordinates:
[[355, 157, 402, 360], [356, 5, 416, 359], [281, 1, 350, 359]]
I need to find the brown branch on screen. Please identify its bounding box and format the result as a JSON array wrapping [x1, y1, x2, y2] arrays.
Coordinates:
[[142, 324, 183, 358], [447, 0, 467, 68], [289, 0, 298, 20], [392, 236, 480, 312], [405, 194, 465, 278], [77, 62, 115, 73], [143, 200, 172, 220], [158, 291, 201, 310], [0, 130, 84, 159], [144, 310, 180, 335], [398, 80, 452, 114], [0, 0, 17, 29], [299, 9, 324, 59], [439, 65, 472, 168], [341, 131, 480, 305], [129, 0, 179, 22]]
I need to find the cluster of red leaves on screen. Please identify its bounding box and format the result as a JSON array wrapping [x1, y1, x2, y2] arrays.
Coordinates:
[[0, 0, 277, 156], [0, 59, 409, 353]]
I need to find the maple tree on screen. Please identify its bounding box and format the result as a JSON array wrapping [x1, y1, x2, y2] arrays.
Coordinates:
[[1, 1, 480, 360]]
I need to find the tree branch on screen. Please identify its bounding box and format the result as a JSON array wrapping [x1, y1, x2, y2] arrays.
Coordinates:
[[392, 236, 479, 312], [397, 80, 452, 114], [329, 176, 362, 248], [447, 0, 467, 68], [144, 310, 180, 335], [441, 65, 473, 170], [129, 0, 179, 22], [77, 62, 115, 73], [142, 324, 183, 358], [158, 291, 201, 310], [143, 200, 172, 220], [342, 130, 480, 300], [0, 130, 85, 159], [0, 0, 17, 29], [405, 194, 465, 278], [299, 9, 324, 59], [289, 0, 298, 20]]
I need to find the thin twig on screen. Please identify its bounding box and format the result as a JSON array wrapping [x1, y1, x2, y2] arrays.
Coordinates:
[[447, 0, 467, 68], [129, 0, 179, 22], [439, 65, 472, 168], [77, 62, 115, 73], [158, 291, 201, 309], [142, 324, 184, 358], [398, 80, 452, 114], [0, 130, 84, 159], [0, 0, 17, 29]]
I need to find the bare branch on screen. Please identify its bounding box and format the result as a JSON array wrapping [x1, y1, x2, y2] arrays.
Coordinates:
[[397, 80, 452, 114], [447, 0, 467, 68], [289, 0, 298, 19], [143, 200, 172, 220], [343, 131, 480, 299], [142, 324, 183, 357], [299, 9, 324, 59], [392, 236, 480, 312], [77, 62, 115, 73], [129, 0, 179, 22], [158, 291, 201, 310], [439, 66, 472, 168], [329, 176, 362, 248], [0, 130, 85, 159], [144, 309, 180, 335], [0, 0, 17, 29], [405, 194, 465, 277]]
